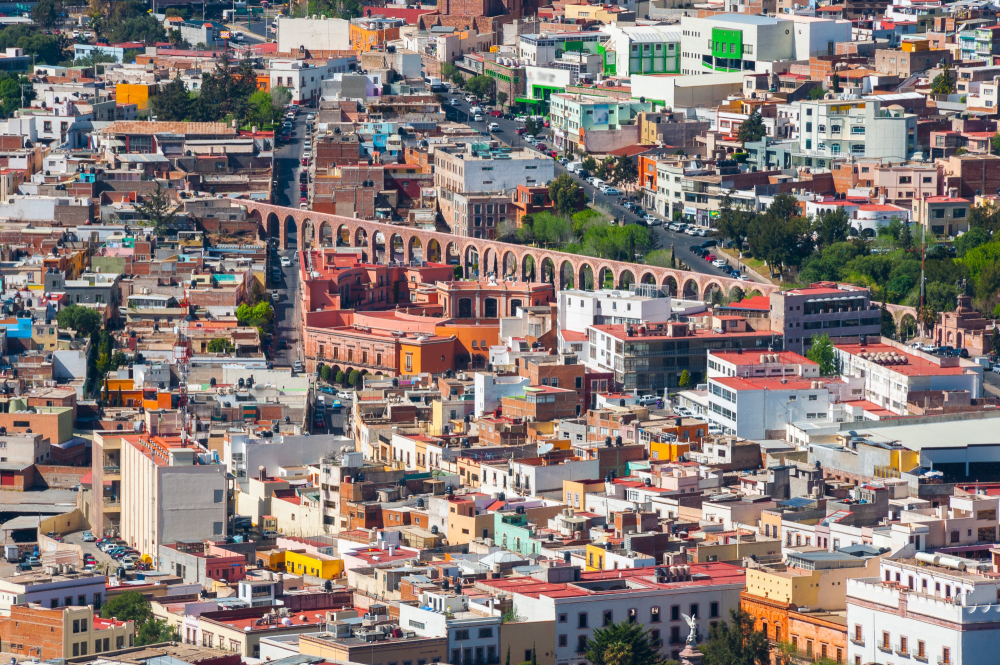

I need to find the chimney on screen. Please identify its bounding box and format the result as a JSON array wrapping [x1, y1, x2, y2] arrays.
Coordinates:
[[949, 187, 958, 199], [258, 465, 266, 482]]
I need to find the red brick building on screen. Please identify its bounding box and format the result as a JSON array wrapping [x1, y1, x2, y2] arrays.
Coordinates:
[[501, 385, 578, 421]]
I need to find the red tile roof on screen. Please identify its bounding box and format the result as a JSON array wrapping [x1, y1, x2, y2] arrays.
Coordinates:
[[723, 295, 771, 310], [710, 350, 816, 366], [834, 342, 967, 376]]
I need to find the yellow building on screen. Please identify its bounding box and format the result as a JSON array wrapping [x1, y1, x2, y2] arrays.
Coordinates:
[[562, 478, 606, 510], [744, 554, 882, 610], [283, 549, 344, 579], [349, 20, 401, 53], [115, 83, 156, 110], [649, 440, 691, 463]]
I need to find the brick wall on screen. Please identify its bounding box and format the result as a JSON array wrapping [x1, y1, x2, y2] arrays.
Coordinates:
[[0, 604, 66, 659]]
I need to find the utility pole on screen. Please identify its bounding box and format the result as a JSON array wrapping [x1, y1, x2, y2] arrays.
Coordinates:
[[19, 83, 31, 112]]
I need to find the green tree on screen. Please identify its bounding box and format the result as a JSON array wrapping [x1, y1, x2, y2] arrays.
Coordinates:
[[524, 117, 544, 137], [713, 194, 755, 251], [148, 78, 191, 122], [584, 620, 667, 665], [549, 173, 582, 217], [832, 72, 841, 93], [31, 0, 57, 28], [808, 87, 826, 100], [812, 207, 850, 250], [992, 131, 1000, 155], [496, 91, 508, 108], [136, 185, 180, 236], [335, 370, 345, 384], [137, 618, 179, 646], [271, 85, 292, 112], [248, 88, 278, 127], [0, 25, 63, 65], [678, 370, 691, 388], [101, 591, 153, 625], [736, 109, 766, 146], [806, 334, 837, 374], [529, 212, 573, 247], [582, 155, 599, 173], [702, 609, 771, 665], [611, 155, 639, 188], [207, 338, 234, 353], [465, 75, 496, 102], [320, 364, 332, 381], [348, 369, 362, 387], [56, 304, 102, 337], [504, 646, 511, 665], [931, 63, 955, 95]]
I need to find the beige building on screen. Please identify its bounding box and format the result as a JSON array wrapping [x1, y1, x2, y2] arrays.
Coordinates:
[[500, 620, 556, 665], [744, 552, 882, 610], [0, 604, 134, 660], [118, 434, 228, 565]]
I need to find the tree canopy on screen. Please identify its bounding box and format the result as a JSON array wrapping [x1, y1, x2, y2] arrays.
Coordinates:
[[135, 185, 180, 236], [584, 619, 673, 665], [702, 609, 771, 665], [806, 334, 837, 375], [736, 109, 766, 146], [548, 173, 583, 217], [56, 305, 103, 337]]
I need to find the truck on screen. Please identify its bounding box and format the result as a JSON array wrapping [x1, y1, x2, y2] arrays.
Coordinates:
[[4, 543, 18, 562], [428, 77, 447, 92]]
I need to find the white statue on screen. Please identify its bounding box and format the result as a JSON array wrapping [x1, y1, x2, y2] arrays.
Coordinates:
[[681, 613, 698, 645]]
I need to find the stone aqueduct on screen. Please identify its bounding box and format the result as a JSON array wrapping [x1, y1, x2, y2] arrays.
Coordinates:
[[243, 201, 772, 302], [241, 201, 920, 332]]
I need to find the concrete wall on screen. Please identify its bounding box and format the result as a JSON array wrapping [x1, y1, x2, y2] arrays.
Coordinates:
[[277, 17, 350, 53]]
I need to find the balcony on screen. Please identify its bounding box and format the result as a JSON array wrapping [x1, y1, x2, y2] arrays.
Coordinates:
[[914, 655, 928, 663], [103, 498, 121, 511], [103, 465, 121, 476], [895, 645, 910, 657], [937, 659, 951, 665], [878, 644, 892, 654]]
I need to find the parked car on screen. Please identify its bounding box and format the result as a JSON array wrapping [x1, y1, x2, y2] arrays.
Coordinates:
[[712, 259, 728, 268], [637, 394, 659, 406], [488, 110, 502, 117], [704, 254, 717, 262], [261, 530, 280, 538], [82, 531, 96, 542], [488, 122, 500, 132]]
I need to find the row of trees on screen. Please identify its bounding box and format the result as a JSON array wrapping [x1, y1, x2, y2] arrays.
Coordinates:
[[579, 154, 639, 189], [317, 363, 365, 387]]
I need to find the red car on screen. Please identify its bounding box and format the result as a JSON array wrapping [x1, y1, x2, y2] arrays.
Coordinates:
[[489, 110, 503, 117], [549, 150, 558, 158], [301, 157, 309, 166], [544, 119, 550, 127], [704, 254, 716, 262], [515, 127, 527, 135]]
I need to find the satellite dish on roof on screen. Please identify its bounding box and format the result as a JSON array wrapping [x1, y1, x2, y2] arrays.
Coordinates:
[[537, 442, 554, 455]]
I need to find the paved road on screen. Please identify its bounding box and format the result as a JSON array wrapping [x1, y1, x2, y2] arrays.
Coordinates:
[[443, 93, 764, 287], [269, 111, 308, 369]]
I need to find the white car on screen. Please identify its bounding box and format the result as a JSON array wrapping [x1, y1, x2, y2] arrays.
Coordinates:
[[280, 257, 291, 267], [712, 259, 728, 268], [696, 228, 709, 237], [470, 106, 484, 115], [637, 394, 659, 406], [473, 114, 483, 122], [488, 122, 500, 132], [674, 407, 693, 417], [307, 113, 315, 120]]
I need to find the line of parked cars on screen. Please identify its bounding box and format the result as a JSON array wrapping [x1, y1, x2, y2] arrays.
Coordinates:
[[911, 342, 970, 359], [690, 241, 749, 280], [98, 538, 141, 570]]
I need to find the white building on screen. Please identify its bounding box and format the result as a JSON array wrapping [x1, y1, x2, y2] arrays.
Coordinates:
[[276, 16, 350, 54], [479, 457, 599, 497], [0, 571, 107, 616], [474, 372, 530, 417], [434, 144, 554, 194], [706, 375, 865, 438], [847, 556, 1000, 665], [834, 340, 983, 414], [488, 563, 745, 664], [795, 98, 917, 163], [598, 25, 681, 77], [558, 287, 674, 336], [679, 14, 850, 76], [399, 591, 502, 665], [517, 32, 604, 66], [707, 350, 820, 379], [269, 58, 353, 105]]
